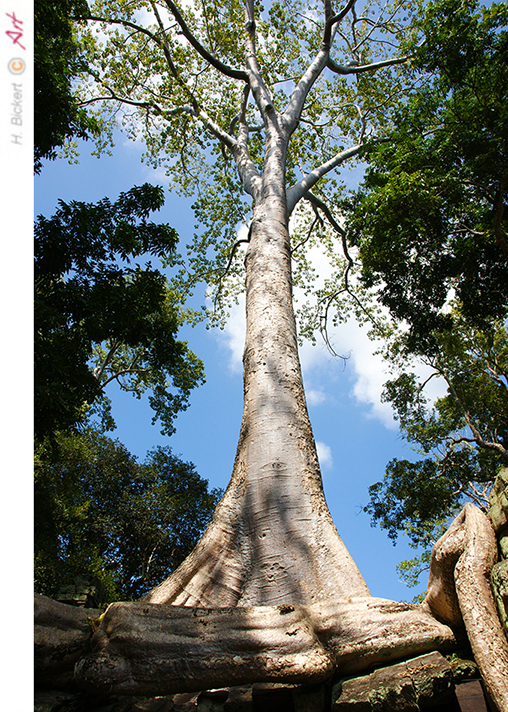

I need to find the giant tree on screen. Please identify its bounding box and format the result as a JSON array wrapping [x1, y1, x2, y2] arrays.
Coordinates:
[[55, 0, 508, 703]]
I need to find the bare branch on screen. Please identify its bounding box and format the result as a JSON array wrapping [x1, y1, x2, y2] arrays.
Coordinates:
[[161, 0, 249, 82], [212, 227, 252, 315], [290, 212, 321, 256], [301, 192, 386, 351], [286, 143, 364, 215], [327, 54, 410, 75]]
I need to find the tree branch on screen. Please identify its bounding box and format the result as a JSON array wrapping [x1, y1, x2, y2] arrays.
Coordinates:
[[93, 340, 122, 384], [327, 54, 410, 75], [242, 0, 276, 121], [286, 143, 364, 215], [161, 0, 249, 82], [231, 84, 263, 200], [281, 1, 357, 137], [212, 228, 252, 315], [87, 14, 162, 46], [323, 0, 358, 47], [147, 1, 240, 153], [300, 192, 385, 353]]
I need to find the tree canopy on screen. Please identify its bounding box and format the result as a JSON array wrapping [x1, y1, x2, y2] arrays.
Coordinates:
[[72, 0, 421, 320], [345, 0, 508, 351], [34, 183, 205, 440], [35, 0, 99, 172], [337, 0, 508, 591], [35, 427, 223, 601]]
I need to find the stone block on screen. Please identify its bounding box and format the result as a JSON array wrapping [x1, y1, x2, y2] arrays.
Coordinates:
[[491, 559, 508, 640], [489, 469, 508, 534], [332, 652, 455, 711]]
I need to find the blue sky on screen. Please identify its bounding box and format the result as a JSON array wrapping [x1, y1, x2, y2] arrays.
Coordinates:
[[34, 133, 429, 604]]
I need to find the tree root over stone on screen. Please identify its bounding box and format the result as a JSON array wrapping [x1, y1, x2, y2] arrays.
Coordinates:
[[423, 503, 508, 712], [74, 597, 457, 696], [36, 504, 508, 711]]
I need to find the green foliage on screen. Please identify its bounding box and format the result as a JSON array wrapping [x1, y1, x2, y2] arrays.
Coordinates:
[[341, 0, 508, 594], [35, 0, 100, 172], [34, 428, 223, 601], [346, 0, 508, 351], [365, 313, 507, 595], [366, 313, 507, 538], [72, 0, 420, 322], [34, 184, 205, 440]]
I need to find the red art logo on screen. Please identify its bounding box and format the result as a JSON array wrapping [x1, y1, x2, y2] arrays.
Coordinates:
[[5, 11, 25, 50]]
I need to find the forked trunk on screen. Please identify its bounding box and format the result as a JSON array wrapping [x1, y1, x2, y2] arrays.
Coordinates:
[[144, 193, 370, 607]]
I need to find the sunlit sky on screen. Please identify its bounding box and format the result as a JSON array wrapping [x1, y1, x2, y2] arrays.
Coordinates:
[[33, 131, 433, 604]]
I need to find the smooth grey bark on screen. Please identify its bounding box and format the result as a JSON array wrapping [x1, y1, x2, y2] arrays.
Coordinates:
[[141, 34, 375, 605], [74, 598, 457, 695], [144, 191, 369, 607]]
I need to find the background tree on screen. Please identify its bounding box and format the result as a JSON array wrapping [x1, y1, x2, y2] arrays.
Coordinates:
[[35, 427, 222, 602], [335, 0, 508, 593], [365, 313, 507, 596], [345, 0, 508, 348], [34, 183, 205, 441], [35, 0, 100, 172]]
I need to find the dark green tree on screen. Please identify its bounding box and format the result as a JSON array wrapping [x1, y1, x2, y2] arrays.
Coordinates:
[[35, 0, 99, 172], [35, 427, 223, 601], [365, 315, 507, 543], [340, 0, 508, 591], [34, 183, 204, 441], [346, 0, 508, 352]]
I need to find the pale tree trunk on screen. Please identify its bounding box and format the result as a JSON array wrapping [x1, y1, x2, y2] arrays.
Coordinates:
[[73, 179, 508, 705], [72, 197, 508, 703], [145, 180, 369, 607]]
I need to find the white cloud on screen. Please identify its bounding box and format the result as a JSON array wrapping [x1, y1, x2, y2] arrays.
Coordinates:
[[218, 298, 245, 373], [316, 441, 333, 469], [305, 387, 327, 406]]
